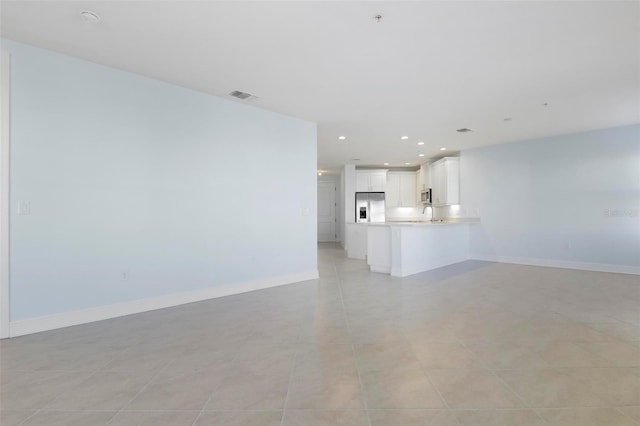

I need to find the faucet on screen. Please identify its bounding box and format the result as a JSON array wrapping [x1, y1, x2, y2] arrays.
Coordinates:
[[422, 204, 435, 221]]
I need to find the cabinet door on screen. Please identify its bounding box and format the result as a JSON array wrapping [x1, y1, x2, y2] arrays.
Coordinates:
[[420, 164, 430, 189], [385, 173, 400, 207], [400, 173, 417, 207], [431, 162, 445, 205], [370, 172, 386, 192], [444, 159, 460, 204], [356, 171, 370, 192]]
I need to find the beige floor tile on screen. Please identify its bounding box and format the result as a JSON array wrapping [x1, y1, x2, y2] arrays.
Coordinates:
[[163, 347, 236, 372], [283, 410, 369, 426], [204, 369, 291, 410], [354, 343, 422, 374], [109, 410, 199, 425], [195, 410, 283, 426], [0, 371, 93, 410], [466, 341, 549, 369], [538, 407, 637, 426], [496, 369, 610, 408], [412, 341, 482, 369], [294, 344, 357, 372], [537, 340, 614, 367], [19, 410, 115, 426], [455, 409, 546, 425], [616, 406, 640, 423], [565, 368, 640, 406], [588, 322, 640, 342], [125, 369, 220, 411], [45, 370, 156, 411], [360, 367, 446, 409], [428, 369, 523, 409], [285, 365, 365, 409], [368, 409, 457, 426], [0, 410, 36, 426], [577, 341, 640, 367]]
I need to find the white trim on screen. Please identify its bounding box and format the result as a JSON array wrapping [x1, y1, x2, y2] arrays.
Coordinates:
[[9, 269, 318, 337], [471, 254, 640, 275], [0, 48, 10, 339]]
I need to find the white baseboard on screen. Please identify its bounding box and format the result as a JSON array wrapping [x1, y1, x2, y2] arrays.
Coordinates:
[[471, 254, 640, 275], [8, 269, 319, 338]]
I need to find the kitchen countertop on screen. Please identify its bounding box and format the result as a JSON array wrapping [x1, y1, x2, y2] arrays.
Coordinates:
[[369, 218, 480, 227]]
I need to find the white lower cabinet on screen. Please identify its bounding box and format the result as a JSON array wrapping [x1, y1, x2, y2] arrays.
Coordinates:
[[386, 171, 417, 207], [346, 223, 368, 260]]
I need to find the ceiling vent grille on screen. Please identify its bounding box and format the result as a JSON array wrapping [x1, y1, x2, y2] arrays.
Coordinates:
[[456, 128, 473, 133], [229, 90, 258, 101]]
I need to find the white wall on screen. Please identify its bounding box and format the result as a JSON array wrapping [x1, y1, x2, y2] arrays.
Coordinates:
[[339, 169, 345, 247], [6, 40, 318, 323], [342, 164, 356, 246], [461, 124, 640, 272]]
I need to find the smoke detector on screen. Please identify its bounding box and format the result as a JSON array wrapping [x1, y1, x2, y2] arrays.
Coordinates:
[[229, 90, 259, 101]]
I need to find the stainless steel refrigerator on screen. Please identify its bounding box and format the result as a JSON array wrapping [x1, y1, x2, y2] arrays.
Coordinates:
[[355, 192, 386, 223]]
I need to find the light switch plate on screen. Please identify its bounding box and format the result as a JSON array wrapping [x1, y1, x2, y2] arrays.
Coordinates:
[[17, 201, 30, 216]]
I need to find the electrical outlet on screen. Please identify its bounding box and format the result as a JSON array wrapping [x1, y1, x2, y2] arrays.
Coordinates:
[[17, 201, 31, 216], [120, 270, 130, 281]]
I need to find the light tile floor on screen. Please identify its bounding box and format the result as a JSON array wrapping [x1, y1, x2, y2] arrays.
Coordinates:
[[1, 242, 639, 425]]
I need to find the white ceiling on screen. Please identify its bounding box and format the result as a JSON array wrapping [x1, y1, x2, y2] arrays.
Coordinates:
[[2, 1, 639, 173]]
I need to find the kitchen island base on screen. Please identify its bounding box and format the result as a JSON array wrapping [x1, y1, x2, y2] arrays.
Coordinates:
[[368, 222, 474, 277]]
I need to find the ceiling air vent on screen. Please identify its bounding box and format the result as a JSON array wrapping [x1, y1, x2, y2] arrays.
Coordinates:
[[229, 90, 258, 101], [456, 128, 473, 133]]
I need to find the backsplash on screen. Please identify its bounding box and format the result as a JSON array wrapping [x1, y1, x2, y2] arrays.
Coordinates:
[[386, 205, 464, 221]]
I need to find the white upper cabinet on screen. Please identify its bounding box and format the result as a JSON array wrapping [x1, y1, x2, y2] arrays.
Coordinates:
[[429, 157, 459, 206], [417, 163, 430, 191], [356, 170, 387, 192], [386, 171, 417, 207]]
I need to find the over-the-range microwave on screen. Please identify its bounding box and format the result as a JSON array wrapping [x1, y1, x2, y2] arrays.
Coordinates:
[[421, 188, 432, 204]]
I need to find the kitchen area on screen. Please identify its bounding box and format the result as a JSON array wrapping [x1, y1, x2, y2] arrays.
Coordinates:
[[345, 157, 479, 277]]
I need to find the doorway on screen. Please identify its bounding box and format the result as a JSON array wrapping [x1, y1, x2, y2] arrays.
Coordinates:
[[317, 181, 336, 242]]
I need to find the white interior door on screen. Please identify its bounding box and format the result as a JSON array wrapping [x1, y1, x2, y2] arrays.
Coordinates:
[[317, 181, 336, 242]]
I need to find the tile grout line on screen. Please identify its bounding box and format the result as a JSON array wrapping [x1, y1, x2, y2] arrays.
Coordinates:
[[407, 329, 462, 426], [190, 337, 255, 426], [332, 249, 371, 426], [279, 352, 299, 426], [105, 361, 171, 425], [453, 335, 551, 426], [14, 350, 120, 426]]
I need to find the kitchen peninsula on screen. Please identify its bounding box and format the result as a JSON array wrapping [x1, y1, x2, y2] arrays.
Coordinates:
[[367, 220, 479, 277]]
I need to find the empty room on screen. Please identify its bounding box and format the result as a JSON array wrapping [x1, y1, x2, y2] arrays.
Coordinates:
[[0, 1, 639, 426]]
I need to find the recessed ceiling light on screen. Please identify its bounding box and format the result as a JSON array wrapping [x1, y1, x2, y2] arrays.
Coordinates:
[[405, 162, 411, 165], [456, 128, 472, 133], [417, 141, 424, 146], [383, 162, 389, 166], [338, 136, 346, 140], [401, 136, 409, 140], [318, 172, 322, 176], [503, 118, 512, 122], [80, 10, 100, 24], [440, 147, 447, 151], [418, 154, 425, 157]]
